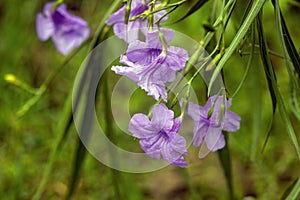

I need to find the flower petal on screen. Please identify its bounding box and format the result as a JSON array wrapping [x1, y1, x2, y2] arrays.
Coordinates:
[[126, 40, 151, 64], [151, 104, 174, 131], [223, 110, 241, 132], [52, 27, 89, 55], [161, 139, 187, 167], [129, 113, 158, 138], [146, 29, 174, 48], [106, 5, 126, 25], [193, 121, 207, 147], [188, 102, 206, 121], [140, 134, 163, 159], [169, 134, 188, 155], [111, 65, 139, 82], [36, 13, 54, 41], [205, 126, 225, 151], [166, 46, 189, 71]]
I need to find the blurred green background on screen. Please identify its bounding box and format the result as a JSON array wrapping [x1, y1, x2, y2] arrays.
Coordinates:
[[0, 0, 300, 199]]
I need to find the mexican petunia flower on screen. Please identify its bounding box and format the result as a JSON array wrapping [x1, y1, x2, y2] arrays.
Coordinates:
[[188, 95, 241, 151], [112, 29, 189, 101], [36, 2, 90, 55], [106, 0, 167, 43], [129, 104, 188, 167]]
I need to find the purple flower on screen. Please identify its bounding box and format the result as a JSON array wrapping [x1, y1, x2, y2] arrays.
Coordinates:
[[106, 0, 167, 43], [188, 95, 241, 151], [36, 2, 90, 55], [112, 29, 189, 101], [129, 104, 188, 167]]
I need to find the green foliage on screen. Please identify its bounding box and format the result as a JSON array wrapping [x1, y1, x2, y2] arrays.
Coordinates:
[[1, 0, 300, 199]]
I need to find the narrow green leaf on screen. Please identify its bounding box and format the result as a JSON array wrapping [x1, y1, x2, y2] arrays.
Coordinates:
[[256, 13, 278, 156], [65, 139, 87, 200], [271, 0, 300, 77], [256, 14, 277, 114], [218, 133, 234, 199], [32, 91, 73, 200], [271, 0, 300, 121], [256, 11, 300, 161], [281, 178, 300, 200], [172, 0, 210, 23], [288, 81, 300, 120], [65, 1, 124, 199], [208, 0, 266, 95]]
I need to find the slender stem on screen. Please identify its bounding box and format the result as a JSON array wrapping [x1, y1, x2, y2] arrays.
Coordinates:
[[231, 25, 255, 98], [208, 0, 267, 95], [17, 39, 90, 117]]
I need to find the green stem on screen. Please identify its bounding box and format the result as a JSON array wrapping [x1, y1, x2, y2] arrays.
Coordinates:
[[208, 0, 266, 95], [17, 39, 90, 117], [231, 25, 255, 98]]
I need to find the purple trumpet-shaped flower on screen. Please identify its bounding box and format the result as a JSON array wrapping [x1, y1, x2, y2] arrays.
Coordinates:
[[188, 95, 241, 151], [112, 29, 189, 101], [129, 104, 188, 167], [36, 2, 90, 55], [106, 0, 167, 43]]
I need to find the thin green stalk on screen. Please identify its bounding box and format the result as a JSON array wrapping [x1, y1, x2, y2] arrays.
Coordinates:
[[103, 73, 123, 199], [32, 92, 73, 200], [179, 168, 199, 199], [17, 39, 90, 117], [231, 25, 255, 98]]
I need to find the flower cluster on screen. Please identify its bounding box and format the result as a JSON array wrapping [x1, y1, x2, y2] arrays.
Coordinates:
[[106, 0, 241, 167], [36, 2, 90, 55], [36, 1, 242, 168]]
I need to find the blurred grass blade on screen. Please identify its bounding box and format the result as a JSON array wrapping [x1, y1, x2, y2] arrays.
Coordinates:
[[208, 0, 266, 95], [217, 133, 234, 199], [172, 0, 209, 23], [256, 12, 300, 160], [245, 24, 264, 161], [32, 91, 74, 200], [65, 139, 87, 200], [281, 178, 300, 200], [65, 1, 124, 199]]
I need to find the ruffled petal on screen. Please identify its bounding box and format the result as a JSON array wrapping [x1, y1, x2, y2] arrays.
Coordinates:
[[111, 65, 139, 82], [140, 134, 163, 159], [151, 104, 174, 131], [126, 40, 151, 63], [129, 113, 159, 138], [161, 138, 187, 167], [169, 134, 187, 155], [166, 46, 189, 70]]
